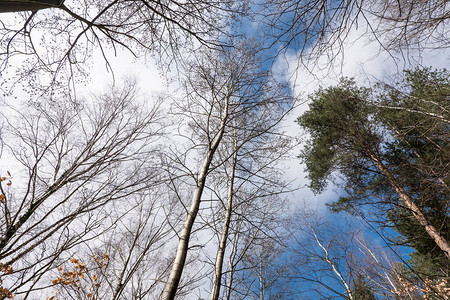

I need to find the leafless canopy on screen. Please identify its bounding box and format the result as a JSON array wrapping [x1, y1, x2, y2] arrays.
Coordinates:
[[0, 0, 244, 96], [0, 82, 166, 297], [260, 0, 449, 67]]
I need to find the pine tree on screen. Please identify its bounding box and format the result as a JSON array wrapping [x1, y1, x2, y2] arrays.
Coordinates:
[[297, 71, 450, 263]]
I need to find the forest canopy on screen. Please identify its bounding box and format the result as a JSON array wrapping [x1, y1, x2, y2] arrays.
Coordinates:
[[0, 1, 449, 299]]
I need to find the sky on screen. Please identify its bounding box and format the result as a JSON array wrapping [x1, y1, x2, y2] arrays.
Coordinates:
[[0, 4, 448, 299], [72, 9, 449, 220], [266, 16, 449, 298], [5, 0, 444, 250]]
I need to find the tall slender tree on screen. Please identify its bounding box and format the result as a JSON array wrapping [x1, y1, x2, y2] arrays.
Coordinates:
[[372, 67, 450, 277], [162, 40, 293, 299], [209, 107, 293, 300]]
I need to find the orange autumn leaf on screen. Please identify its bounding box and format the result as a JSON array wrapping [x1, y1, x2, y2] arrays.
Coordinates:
[[0, 264, 13, 274]]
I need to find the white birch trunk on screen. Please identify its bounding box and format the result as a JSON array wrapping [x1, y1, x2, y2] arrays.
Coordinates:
[[161, 96, 229, 300], [210, 137, 238, 300], [307, 222, 354, 300]]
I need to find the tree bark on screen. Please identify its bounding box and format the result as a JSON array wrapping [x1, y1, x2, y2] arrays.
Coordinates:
[[0, 0, 62, 13], [161, 96, 229, 300], [366, 149, 450, 260]]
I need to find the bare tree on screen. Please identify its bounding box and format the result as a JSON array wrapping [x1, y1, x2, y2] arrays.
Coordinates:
[[45, 189, 178, 300], [0, 0, 245, 99], [209, 125, 295, 300], [288, 208, 360, 299], [208, 101, 295, 300], [161, 53, 233, 300], [161, 40, 294, 299], [225, 217, 293, 300], [209, 130, 292, 299], [0, 81, 165, 297], [209, 133, 238, 300]]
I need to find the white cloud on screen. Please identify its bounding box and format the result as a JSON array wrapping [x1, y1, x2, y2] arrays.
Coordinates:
[[84, 47, 166, 94]]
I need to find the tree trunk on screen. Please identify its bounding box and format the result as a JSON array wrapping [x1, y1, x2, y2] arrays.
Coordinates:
[[210, 138, 237, 300], [161, 97, 229, 300], [225, 250, 236, 300], [366, 149, 450, 260], [0, 0, 62, 13]]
